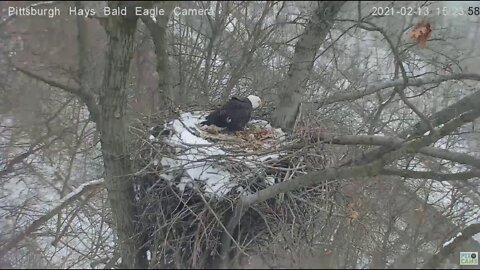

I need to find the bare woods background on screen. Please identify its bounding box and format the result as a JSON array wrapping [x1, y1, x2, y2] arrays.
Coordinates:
[[0, 1, 479, 269]]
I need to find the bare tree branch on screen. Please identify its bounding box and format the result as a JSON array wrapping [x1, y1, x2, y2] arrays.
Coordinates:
[[0, 146, 37, 178], [221, 106, 480, 266], [318, 73, 480, 106], [419, 147, 480, 170], [345, 89, 480, 166], [0, 179, 104, 258], [221, 1, 275, 100], [74, 0, 99, 123], [423, 223, 480, 269], [273, 1, 346, 131], [381, 168, 480, 181], [0, 131, 64, 178], [220, 162, 382, 266], [302, 133, 480, 169], [358, 20, 435, 133], [14, 65, 100, 122], [376, 108, 480, 166], [140, 1, 175, 109]]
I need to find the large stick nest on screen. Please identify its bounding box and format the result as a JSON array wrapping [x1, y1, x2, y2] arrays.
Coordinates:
[[129, 111, 339, 268]]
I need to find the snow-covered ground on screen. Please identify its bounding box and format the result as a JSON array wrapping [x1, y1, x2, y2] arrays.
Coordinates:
[[0, 114, 111, 269]]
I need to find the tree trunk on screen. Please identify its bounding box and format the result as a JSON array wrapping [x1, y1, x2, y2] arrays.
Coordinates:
[[272, 2, 345, 131], [98, 2, 146, 268], [142, 2, 175, 110]]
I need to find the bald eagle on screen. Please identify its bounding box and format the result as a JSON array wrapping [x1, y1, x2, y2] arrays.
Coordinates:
[[200, 95, 262, 132]]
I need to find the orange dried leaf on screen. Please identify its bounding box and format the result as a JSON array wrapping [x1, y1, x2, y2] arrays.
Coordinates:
[[254, 129, 274, 140], [346, 202, 360, 221], [409, 21, 432, 48]]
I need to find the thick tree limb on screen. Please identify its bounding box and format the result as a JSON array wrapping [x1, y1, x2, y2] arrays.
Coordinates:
[[307, 133, 405, 146], [15, 65, 80, 95], [344, 89, 480, 166], [272, 1, 346, 131], [419, 147, 480, 170], [318, 73, 480, 107], [221, 108, 480, 266], [75, 1, 99, 123], [220, 162, 383, 267], [0, 131, 64, 177], [375, 108, 480, 166], [381, 168, 480, 181], [0, 147, 37, 178], [140, 1, 175, 109], [244, 164, 381, 206], [0, 179, 104, 258], [423, 223, 480, 269], [303, 133, 480, 169], [401, 89, 480, 140]]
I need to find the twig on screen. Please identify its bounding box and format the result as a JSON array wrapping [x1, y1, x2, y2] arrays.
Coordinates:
[[0, 179, 104, 258], [194, 184, 246, 256], [423, 223, 480, 269], [14, 65, 100, 122]]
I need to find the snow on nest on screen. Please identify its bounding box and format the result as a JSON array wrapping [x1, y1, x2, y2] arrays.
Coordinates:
[[151, 111, 286, 197]]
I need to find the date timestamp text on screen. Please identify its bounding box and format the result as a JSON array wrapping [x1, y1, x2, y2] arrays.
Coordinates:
[[372, 6, 479, 16]]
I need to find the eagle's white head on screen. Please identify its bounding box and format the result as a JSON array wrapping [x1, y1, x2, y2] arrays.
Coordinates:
[[247, 95, 262, 109]]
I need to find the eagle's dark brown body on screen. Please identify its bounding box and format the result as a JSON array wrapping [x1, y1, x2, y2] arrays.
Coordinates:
[[200, 97, 253, 132]]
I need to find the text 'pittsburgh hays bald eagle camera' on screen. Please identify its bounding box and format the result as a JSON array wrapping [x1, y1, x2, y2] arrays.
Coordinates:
[[200, 95, 262, 132]]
